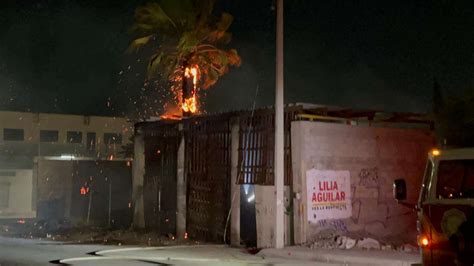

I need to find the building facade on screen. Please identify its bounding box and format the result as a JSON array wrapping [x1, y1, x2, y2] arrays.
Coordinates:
[[132, 104, 436, 247], [0, 111, 134, 219]]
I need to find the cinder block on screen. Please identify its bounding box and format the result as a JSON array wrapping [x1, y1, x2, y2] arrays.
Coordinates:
[[290, 121, 434, 244], [354, 186, 379, 199]]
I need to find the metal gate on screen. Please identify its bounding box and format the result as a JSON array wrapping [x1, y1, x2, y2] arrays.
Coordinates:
[[184, 116, 231, 243], [237, 107, 302, 185], [143, 123, 180, 235]]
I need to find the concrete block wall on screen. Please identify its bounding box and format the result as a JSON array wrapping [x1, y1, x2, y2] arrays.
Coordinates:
[[254, 185, 292, 248], [291, 121, 435, 244]]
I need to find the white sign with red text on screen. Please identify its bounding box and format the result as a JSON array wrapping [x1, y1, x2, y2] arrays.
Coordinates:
[[307, 169, 351, 222]]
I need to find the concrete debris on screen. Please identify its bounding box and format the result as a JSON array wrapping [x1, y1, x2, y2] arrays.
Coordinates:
[[345, 237, 357, 249], [307, 234, 418, 252], [335, 235, 357, 249], [356, 237, 381, 250], [308, 230, 339, 249]]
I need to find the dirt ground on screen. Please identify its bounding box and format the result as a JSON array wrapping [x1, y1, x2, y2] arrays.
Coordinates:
[[0, 219, 196, 246]]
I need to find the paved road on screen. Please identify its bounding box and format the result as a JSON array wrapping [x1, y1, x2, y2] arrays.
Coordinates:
[[0, 236, 336, 265], [0, 236, 138, 266]]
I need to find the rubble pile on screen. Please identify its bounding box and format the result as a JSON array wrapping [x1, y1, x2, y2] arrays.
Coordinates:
[[307, 233, 419, 253]]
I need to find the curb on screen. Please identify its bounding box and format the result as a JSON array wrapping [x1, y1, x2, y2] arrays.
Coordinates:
[[258, 247, 420, 266]]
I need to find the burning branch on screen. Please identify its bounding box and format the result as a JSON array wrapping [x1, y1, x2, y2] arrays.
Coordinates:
[[128, 1, 241, 120], [181, 65, 199, 115]]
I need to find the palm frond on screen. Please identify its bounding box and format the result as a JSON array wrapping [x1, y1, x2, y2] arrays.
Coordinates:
[[131, 2, 177, 35], [127, 35, 154, 53]]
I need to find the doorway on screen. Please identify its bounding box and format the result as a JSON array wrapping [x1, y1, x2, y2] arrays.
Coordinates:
[[240, 184, 257, 247]]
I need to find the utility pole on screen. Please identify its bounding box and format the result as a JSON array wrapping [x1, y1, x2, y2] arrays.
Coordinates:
[[274, 0, 285, 249]]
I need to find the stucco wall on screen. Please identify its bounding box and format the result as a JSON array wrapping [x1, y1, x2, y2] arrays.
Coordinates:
[[291, 121, 435, 244], [0, 169, 35, 218]]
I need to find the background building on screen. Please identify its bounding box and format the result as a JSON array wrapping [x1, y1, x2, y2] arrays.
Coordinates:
[[0, 111, 133, 219]]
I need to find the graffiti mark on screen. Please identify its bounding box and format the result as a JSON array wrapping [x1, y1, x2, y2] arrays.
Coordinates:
[[350, 198, 362, 224], [351, 168, 389, 229], [358, 167, 379, 188], [318, 219, 348, 233]]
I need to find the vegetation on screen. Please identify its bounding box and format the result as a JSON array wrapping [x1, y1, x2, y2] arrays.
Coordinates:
[[128, 0, 241, 105]]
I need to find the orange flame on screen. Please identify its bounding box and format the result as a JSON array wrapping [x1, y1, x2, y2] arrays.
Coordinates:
[[160, 65, 200, 120], [182, 95, 197, 113], [160, 103, 183, 120], [182, 65, 199, 114]]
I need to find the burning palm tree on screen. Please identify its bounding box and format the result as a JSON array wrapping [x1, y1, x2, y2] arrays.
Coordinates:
[[128, 0, 241, 117]]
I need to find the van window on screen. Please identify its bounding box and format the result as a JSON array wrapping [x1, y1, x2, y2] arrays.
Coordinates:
[[419, 161, 433, 203], [436, 160, 474, 199]]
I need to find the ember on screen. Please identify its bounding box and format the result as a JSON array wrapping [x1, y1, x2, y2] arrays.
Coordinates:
[[80, 186, 90, 195]]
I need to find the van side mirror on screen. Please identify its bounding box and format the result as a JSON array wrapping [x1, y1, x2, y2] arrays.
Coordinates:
[[393, 179, 407, 201]]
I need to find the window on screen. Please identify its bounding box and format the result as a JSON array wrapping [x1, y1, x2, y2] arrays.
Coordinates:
[[419, 160, 433, 203], [0, 183, 9, 209], [104, 133, 122, 144], [436, 160, 474, 199], [3, 128, 24, 141], [67, 131, 83, 143], [40, 130, 59, 142]]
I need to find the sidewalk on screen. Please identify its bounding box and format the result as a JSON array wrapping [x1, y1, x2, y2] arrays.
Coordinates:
[[53, 243, 420, 265], [258, 246, 421, 266], [61, 244, 339, 265]]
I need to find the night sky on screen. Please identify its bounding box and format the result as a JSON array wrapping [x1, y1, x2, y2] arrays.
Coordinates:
[[0, 0, 473, 118]]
